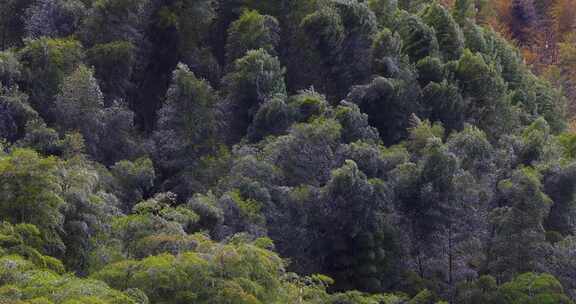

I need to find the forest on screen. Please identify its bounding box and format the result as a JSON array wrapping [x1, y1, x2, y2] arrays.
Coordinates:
[[0, 0, 576, 303]]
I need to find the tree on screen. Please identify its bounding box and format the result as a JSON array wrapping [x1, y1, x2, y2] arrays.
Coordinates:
[[111, 157, 156, 213], [273, 118, 341, 187], [54, 65, 138, 163], [80, 0, 148, 47], [542, 236, 576, 299], [300, 0, 377, 99], [0, 149, 64, 256], [149, 0, 217, 57], [111, 192, 200, 258], [455, 49, 517, 139], [154, 63, 220, 196], [18, 37, 84, 121], [422, 81, 467, 132], [0, 0, 33, 49], [487, 168, 552, 280], [422, 2, 465, 60], [247, 96, 292, 142], [0, 85, 38, 142], [347, 76, 422, 145], [222, 49, 286, 143], [24, 0, 86, 39], [334, 101, 380, 144], [54, 65, 104, 156], [86, 41, 136, 103], [316, 160, 401, 292], [58, 156, 123, 274], [0, 252, 140, 303], [543, 162, 576, 236], [497, 272, 573, 304], [453, 0, 476, 24], [372, 28, 404, 77], [0, 50, 22, 86], [93, 235, 288, 304], [369, 0, 399, 28], [396, 12, 440, 62], [226, 9, 280, 65]]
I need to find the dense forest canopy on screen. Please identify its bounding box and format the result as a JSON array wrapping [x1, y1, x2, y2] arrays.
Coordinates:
[[0, 0, 576, 303]]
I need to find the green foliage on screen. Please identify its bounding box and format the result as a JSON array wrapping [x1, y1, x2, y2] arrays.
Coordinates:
[[0, 149, 64, 255], [372, 28, 404, 77], [80, 0, 147, 46], [111, 157, 155, 212], [453, 0, 476, 24], [422, 80, 466, 131], [226, 10, 280, 65], [54, 64, 104, 133], [348, 76, 421, 145], [455, 49, 518, 139], [154, 63, 221, 197], [274, 117, 341, 186], [498, 273, 573, 304], [421, 2, 464, 60], [0, 50, 22, 86], [0, 85, 38, 142], [54, 64, 137, 163], [397, 12, 439, 62], [18, 37, 84, 120], [369, 0, 399, 28], [157, 63, 218, 155], [0, 253, 138, 304], [153, 0, 216, 55], [93, 235, 285, 304], [300, 0, 377, 99], [416, 56, 445, 86], [0, 1, 573, 303], [558, 132, 576, 159], [301, 4, 346, 58], [86, 41, 135, 101], [0, 0, 33, 49], [223, 49, 286, 142], [489, 168, 552, 279]]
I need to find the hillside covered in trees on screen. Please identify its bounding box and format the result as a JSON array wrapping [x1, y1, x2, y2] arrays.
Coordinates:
[[1, 0, 576, 303], [468, 0, 576, 116]]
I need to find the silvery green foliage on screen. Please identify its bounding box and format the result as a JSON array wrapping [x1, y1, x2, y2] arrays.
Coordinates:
[[25, 0, 86, 39], [55, 65, 138, 163], [80, 0, 148, 46], [111, 157, 155, 212], [488, 168, 552, 280], [153, 63, 220, 196], [54, 65, 104, 156], [59, 157, 123, 273], [0, 51, 22, 86], [337, 141, 408, 179], [56, 65, 104, 130], [272, 118, 341, 187], [372, 28, 404, 78], [247, 96, 291, 142], [369, 0, 398, 28], [541, 236, 576, 299], [543, 163, 576, 236], [334, 101, 380, 144], [0, 85, 38, 142], [99, 100, 140, 163]]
